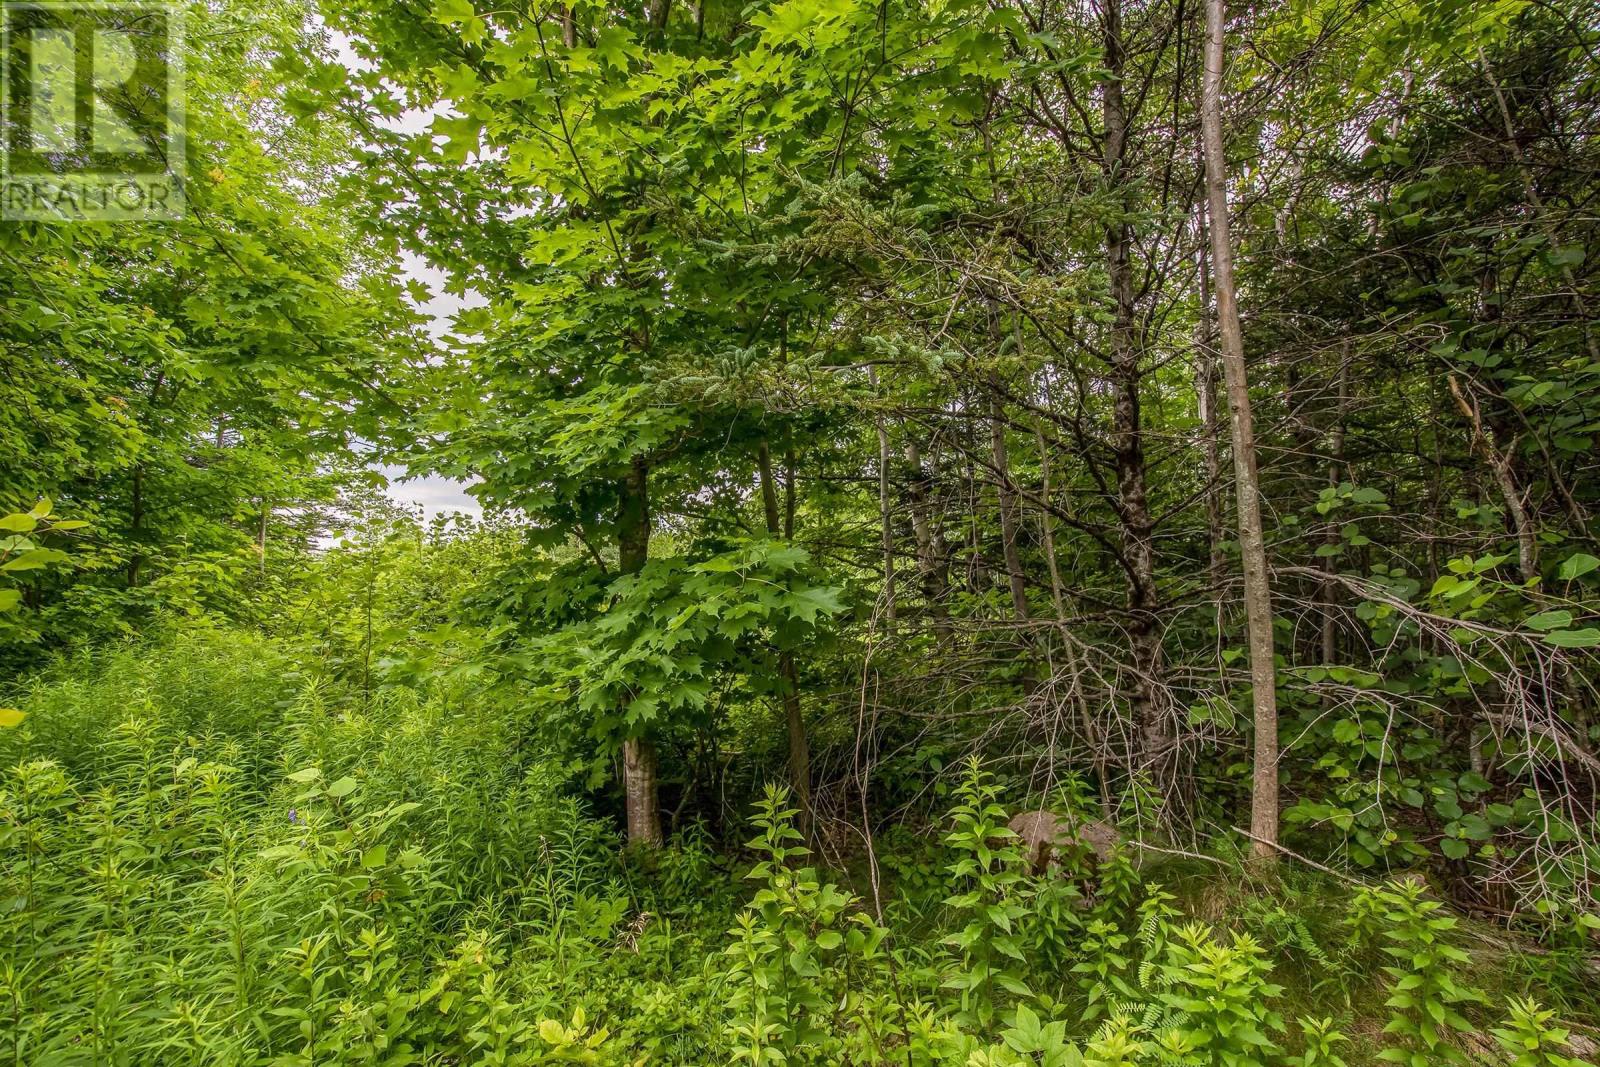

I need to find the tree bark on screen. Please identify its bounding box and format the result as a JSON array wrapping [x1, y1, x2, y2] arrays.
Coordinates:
[[1194, 201, 1227, 593], [618, 455, 662, 848], [127, 464, 144, 589], [990, 389, 1030, 622], [259, 499, 270, 581], [622, 737, 661, 848], [758, 438, 812, 832], [962, 447, 990, 595], [1449, 376, 1538, 583], [1322, 350, 1348, 669], [869, 369, 897, 628], [1102, 0, 1168, 777], [905, 438, 951, 633], [1201, 0, 1280, 862]]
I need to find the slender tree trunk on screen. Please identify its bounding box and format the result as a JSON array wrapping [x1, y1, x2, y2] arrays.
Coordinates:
[[878, 420, 896, 626], [906, 438, 951, 633], [759, 439, 812, 833], [990, 390, 1030, 622], [869, 370, 896, 628], [783, 445, 796, 540], [618, 455, 662, 848], [1194, 201, 1227, 592], [1102, 0, 1168, 777], [1322, 350, 1347, 668], [258, 500, 269, 581], [962, 446, 990, 595], [127, 464, 144, 589], [1449, 376, 1538, 583], [984, 302, 1029, 623], [1034, 418, 1068, 630], [1201, 0, 1279, 861]]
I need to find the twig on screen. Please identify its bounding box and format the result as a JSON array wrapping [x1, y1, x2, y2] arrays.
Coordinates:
[[1230, 826, 1365, 887]]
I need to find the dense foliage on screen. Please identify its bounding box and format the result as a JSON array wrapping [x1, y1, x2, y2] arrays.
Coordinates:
[[2, 611, 1597, 1064], [4, 0, 1600, 1062]]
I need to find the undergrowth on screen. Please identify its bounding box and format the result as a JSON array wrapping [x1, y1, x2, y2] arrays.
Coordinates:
[[1, 627, 1595, 1065]]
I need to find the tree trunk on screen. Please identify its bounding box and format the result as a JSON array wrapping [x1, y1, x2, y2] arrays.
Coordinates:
[[759, 439, 812, 833], [1322, 351, 1347, 668], [1449, 376, 1538, 583], [127, 464, 144, 589], [259, 500, 270, 581], [905, 438, 951, 633], [962, 447, 990, 595], [869, 370, 897, 628], [1102, 0, 1168, 778], [1201, 0, 1280, 862], [783, 444, 796, 540], [618, 455, 662, 848], [990, 389, 1030, 622], [622, 738, 660, 848], [1194, 201, 1227, 593]]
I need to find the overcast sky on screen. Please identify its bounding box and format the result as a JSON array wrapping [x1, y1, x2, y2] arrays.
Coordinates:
[[381, 247, 486, 521], [328, 29, 489, 524]]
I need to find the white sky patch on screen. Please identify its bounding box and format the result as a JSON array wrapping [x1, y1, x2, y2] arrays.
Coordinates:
[[324, 26, 490, 522], [402, 250, 488, 342], [380, 464, 482, 520]]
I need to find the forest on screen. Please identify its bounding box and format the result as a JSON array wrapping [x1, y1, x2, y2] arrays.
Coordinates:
[[3, 0, 1600, 1062]]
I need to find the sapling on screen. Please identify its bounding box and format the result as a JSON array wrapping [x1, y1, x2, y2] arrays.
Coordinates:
[[942, 759, 1032, 1028], [1491, 997, 1596, 1067], [1364, 880, 1485, 1066]]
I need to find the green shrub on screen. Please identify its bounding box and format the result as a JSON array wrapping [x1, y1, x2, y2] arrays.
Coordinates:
[[941, 758, 1031, 1028], [724, 784, 890, 1064], [1491, 997, 1596, 1067], [1354, 880, 1485, 1065]]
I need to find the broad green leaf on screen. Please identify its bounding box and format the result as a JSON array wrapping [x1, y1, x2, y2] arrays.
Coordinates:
[[1, 548, 70, 572], [1542, 628, 1600, 649], [1557, 553, 1599, 581], [432, 0, 486, 44]]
